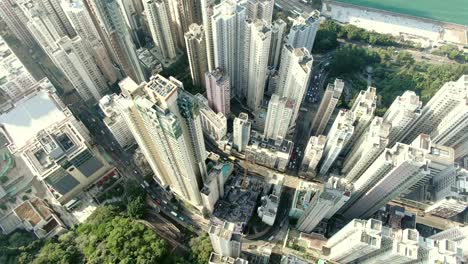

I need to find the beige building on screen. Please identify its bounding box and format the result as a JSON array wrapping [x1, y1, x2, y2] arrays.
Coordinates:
[[117, 75, 207, 206], [310, 79, 344, 136], [185, 23, 208, 88]]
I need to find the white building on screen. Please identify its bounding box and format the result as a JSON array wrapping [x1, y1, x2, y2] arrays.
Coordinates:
[[245, 131, 293, 172], [326, 219, 387, 264], [426, 168, 468, 218], [98, 94, 135, 148], [211, 0, 246, 98], [0, 84, 113, 204], [0, 36, 37, 101], [196, 94, 227, 143], [206, 68, 230, 116], [300, 135, 326, 176], [289, 180, 321, 219], [342, 117, 391, 183], [342, 143, 429, 219], [319, 109, 354, 175], [430, 226, 468, 258], [296, 177, 351, 233], [258, 194, 279, 226], [209, 221, 243, 258], [263, 94, 294, 140], [382, 90, 422, 147], [143, 0, 177, 60], [430, 76, 468, 160], [243, 19, 271, 111], [52, 36, 108, 102], [185, 23, 208, 88], [201, 162, 233, 213], [117, 75, 207, 206], [208, 252, 248, 264], [406, 134, 454, 199], [200, 0, 216, 72], [275, 45, 313, 126], [243, 0, 274, 24], [0, 0, 36, 46], [400, 75, 467, 145], [341, 86, 377, 155], [268, 18, 287, 69], [285, 10, 320, 52], [233, 112, 251, 152], [63, 0, 118, 84], [310, 79, 344, 136], [358, 229, 419, 264]]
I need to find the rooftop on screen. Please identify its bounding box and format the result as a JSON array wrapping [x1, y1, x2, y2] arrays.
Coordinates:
[[0, 90, 67, 150]]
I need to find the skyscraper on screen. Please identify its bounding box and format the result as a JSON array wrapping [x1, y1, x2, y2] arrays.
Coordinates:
[[99, 94, 135, 148], [200, 0, 215, 71], [342, 143, 429, 219], [212, 0, 246, 97], [195, 94, 227, 142], [209, 221, 242, 258], [319, 109, 354, 175], [263, 94, 295, 140], [92, 0, 145, 83], [268, 18, 287, 69], [143, 0, 177, 60], [342, 117, 391, 183], [327, 219, 387, 264], [242, 19, 271, 111], [233, 112, 251, 152], [382, 90, 421, 147], [276, 45, 313, 125], [243, 0, 274, 24], [310, 79, 344, 136], [38, 0, 77, 38], [0, 36, 37, 101], [296, 177, 351, 233], [117, 75, 207, 206], [399, 75, 467, 144], [300, 135, 326, 176], [185, 23, 208, 88], [0, 0, 36, 46], [205, 68, 230, 116], [358, 229, 420, 264], [52, 36, 108, 102], [285, 11, 320, 52], [341, 86, 377, 155], [406, 134, 454, 199], [64, 0, 119, 84]]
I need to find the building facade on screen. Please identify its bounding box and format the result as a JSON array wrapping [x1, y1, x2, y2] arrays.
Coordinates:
[[117, 75, 207, 206], [233, 112, 251, 152], [206, 68, 230, 116], [185, 23, 209, 88], [319, 109, 354, 175], [263, 94, 294, 140], [310, 79, 344, 136]]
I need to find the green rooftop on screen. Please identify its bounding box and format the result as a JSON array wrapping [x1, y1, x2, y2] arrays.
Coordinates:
[[334, 0, 468, 26]]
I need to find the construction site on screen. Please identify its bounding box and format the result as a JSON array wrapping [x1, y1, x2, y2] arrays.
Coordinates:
[[212, 167, 266, 226]]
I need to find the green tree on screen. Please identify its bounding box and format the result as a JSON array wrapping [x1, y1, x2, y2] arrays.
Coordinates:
[[396, 51, 415, 66], [313, 29, 339, 53], [188, 234, 213, 264], [127, 196, 147, 219]]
